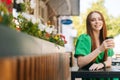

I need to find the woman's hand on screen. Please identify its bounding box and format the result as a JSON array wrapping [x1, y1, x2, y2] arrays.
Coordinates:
[[89, 63, 104, 71], [98, 39, 115, 52]]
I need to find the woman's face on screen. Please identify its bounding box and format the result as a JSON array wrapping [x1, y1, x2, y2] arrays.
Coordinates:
[[90, 12, 103, 31]]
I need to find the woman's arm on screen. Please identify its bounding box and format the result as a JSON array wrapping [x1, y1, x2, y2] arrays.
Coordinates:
[[77, 39, 114, 69], [89, 57, 112, 70], [77, 48, 101, 68], [104, 57, 112, 68]]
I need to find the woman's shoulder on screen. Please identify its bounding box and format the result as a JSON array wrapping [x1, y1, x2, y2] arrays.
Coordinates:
[[78, 34, 91, 40]]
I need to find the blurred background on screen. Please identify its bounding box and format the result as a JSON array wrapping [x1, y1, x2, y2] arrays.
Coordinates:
[[72, 0, 120, 59], [0, 0, 120, 80]]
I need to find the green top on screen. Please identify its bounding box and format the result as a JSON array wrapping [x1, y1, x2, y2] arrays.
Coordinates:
[[74, 34, 114, 63], [74, 34, 117, 80]]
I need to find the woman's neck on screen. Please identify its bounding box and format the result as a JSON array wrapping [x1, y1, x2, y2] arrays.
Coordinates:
[[93, 31, 100, 39], [93, 31, 100, 47]]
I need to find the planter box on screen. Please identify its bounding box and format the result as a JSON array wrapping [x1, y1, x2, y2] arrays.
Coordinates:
[[0, 25, 65, 57], [0, 25, 70, 80]]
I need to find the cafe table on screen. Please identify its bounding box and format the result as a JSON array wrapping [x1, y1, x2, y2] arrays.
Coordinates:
[[71, 66, 120, 80]]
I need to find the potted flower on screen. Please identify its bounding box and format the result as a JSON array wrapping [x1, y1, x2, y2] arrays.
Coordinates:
[[0, 0, 67, 46]]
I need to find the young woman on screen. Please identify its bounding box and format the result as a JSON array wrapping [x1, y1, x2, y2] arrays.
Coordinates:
[[74, 11, 117, 80]]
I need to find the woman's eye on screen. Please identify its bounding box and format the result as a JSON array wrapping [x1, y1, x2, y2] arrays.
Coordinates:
[[91, 18, 102, 21], [99, 18, 102, 21], [91, 19, 95, 21]]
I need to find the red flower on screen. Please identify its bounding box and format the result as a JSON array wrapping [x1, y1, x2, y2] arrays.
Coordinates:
[[59, 34, 67, 44], [60, 34, 65, 40], [45, 32, 50, 38], [6, 0, 12, 5], [16, 27, 21, 31], [1, 0, 4, 2], [64, 40, 67, 44], [0, 0, 12, 5], [0, 0, 12, 13]]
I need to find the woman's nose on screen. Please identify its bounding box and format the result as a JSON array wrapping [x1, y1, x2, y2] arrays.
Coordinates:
[[95, 19, 99, 23]]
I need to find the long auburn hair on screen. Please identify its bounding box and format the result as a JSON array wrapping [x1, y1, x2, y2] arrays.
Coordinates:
[[86, 11, 107, 61]]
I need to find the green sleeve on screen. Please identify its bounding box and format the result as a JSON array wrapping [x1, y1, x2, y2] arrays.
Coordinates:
[[74, 34, 91, 57], [108, 49, 114, 57]]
